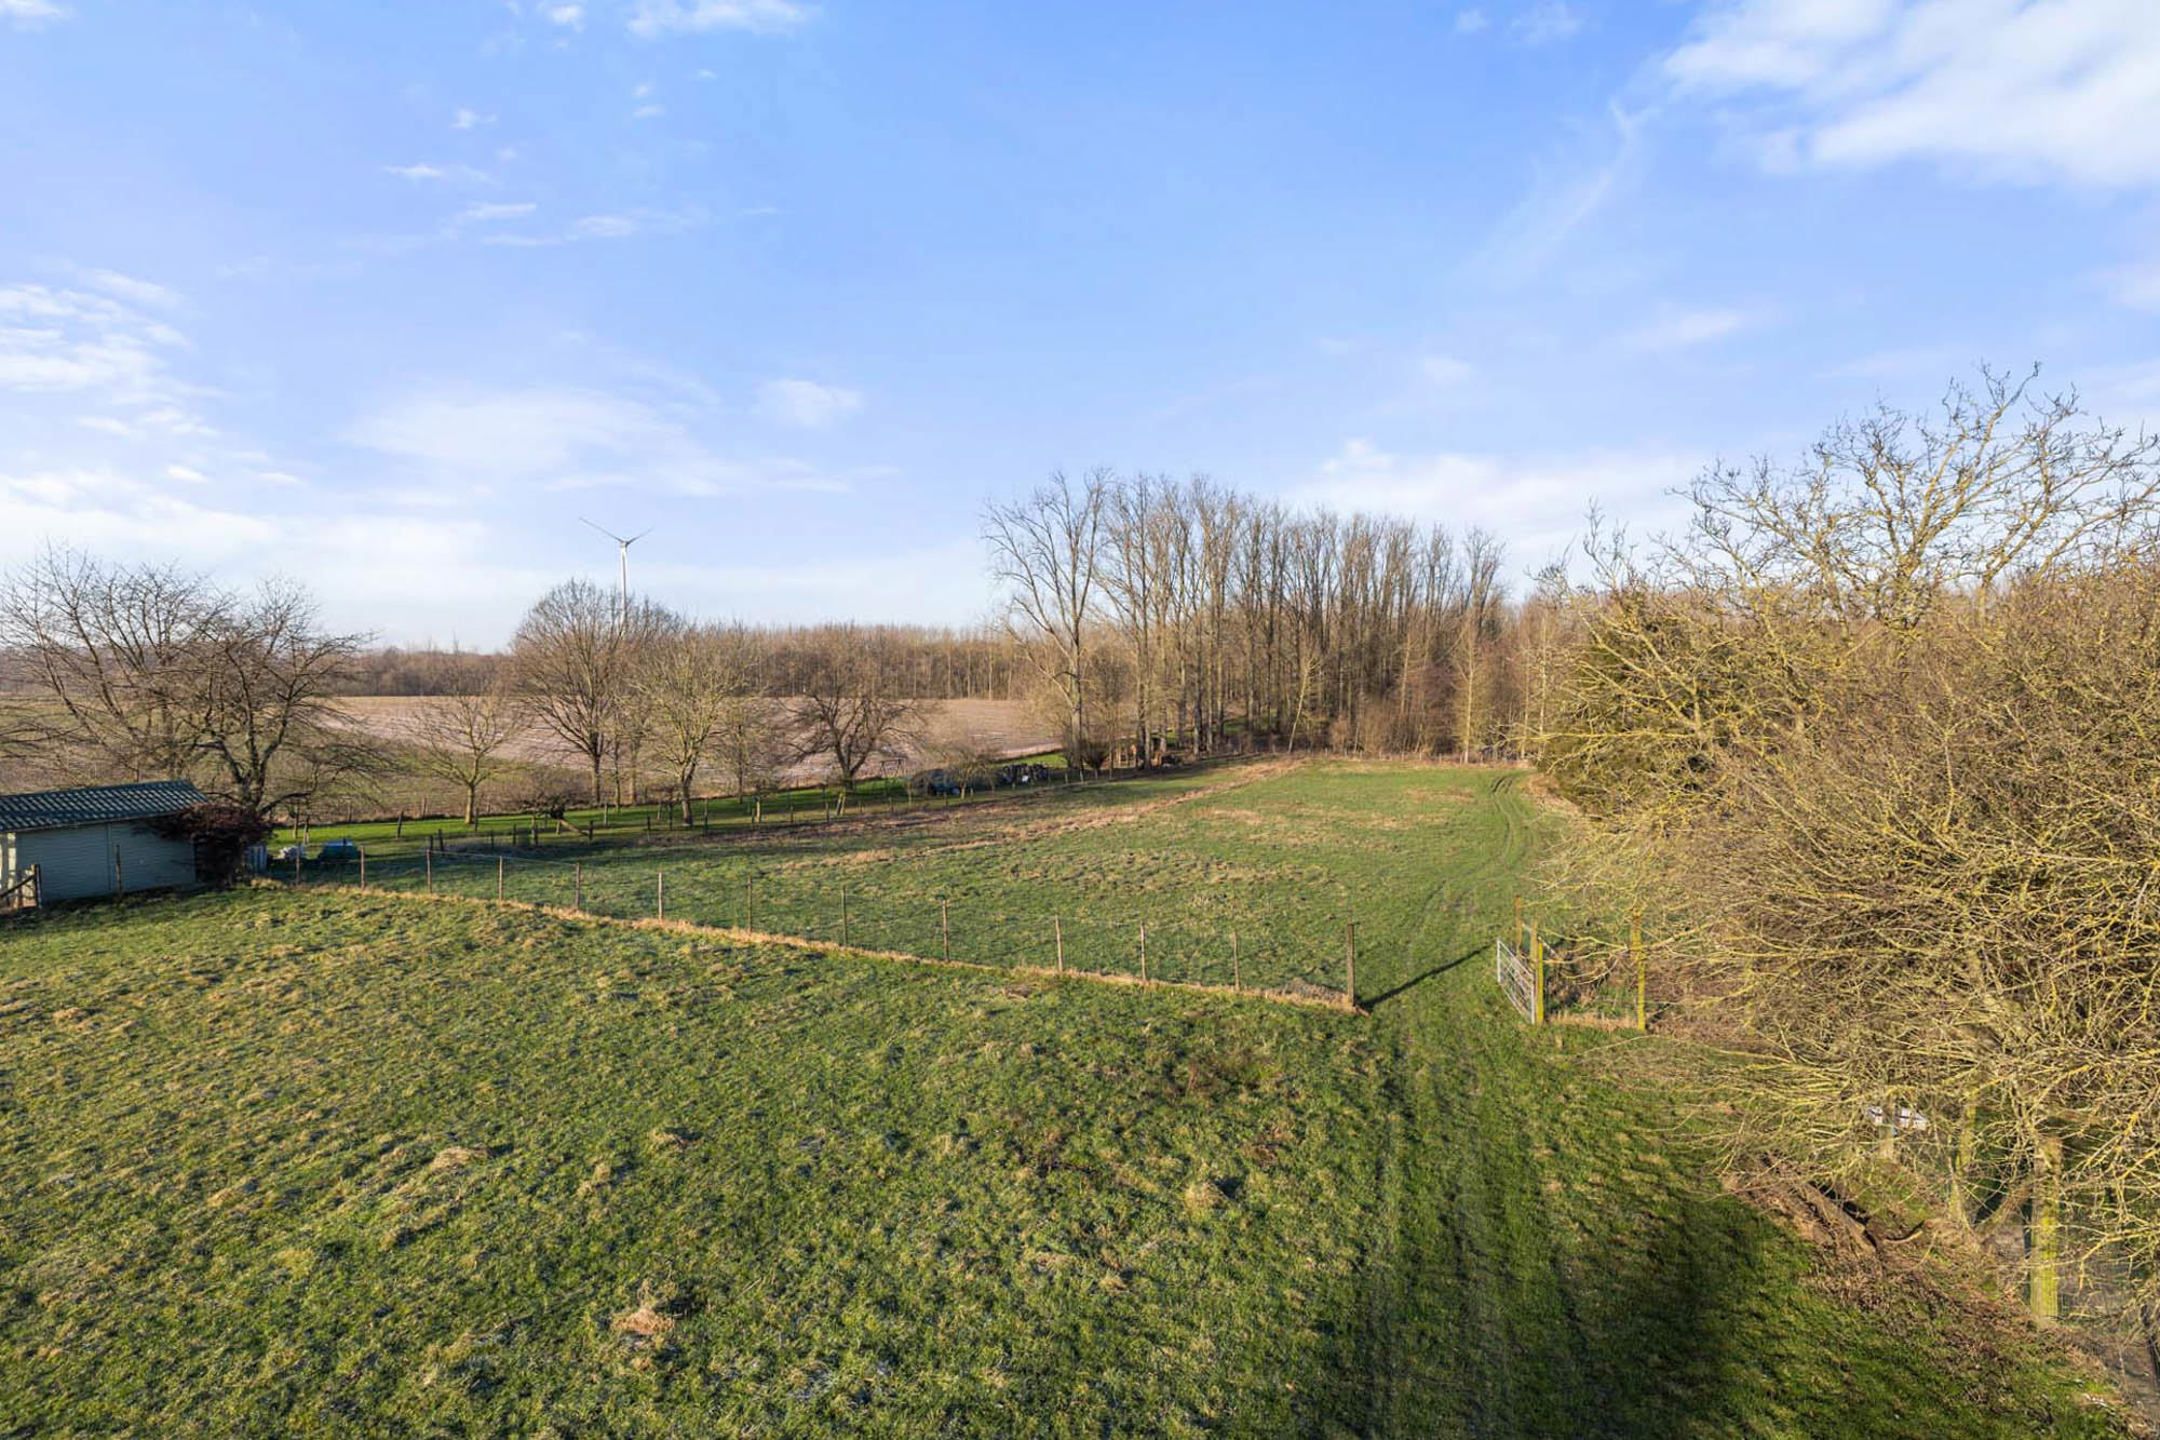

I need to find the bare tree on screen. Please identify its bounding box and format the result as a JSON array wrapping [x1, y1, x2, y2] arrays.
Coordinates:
[[403, 672, 525, 826], [638, 621, 759, 821], [0, 548, 221, 783], [984, 468, 1108, 760], [788, 626, 921, 789], [510, 579, 665, 804]]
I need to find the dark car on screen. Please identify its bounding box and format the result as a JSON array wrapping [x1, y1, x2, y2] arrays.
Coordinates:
[[318, 839, 362, 861]]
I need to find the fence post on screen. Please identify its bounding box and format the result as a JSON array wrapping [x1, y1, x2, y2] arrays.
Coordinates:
[[1140, 923, 1148, 984], [657, 869, 665, 920], [841, 886, 850, 947], [1054, 915, 1063, 974], [497, 855, 505, 901], [1631, 908, 1645, 1031], [575, 861, 584, 912], [941, 898, 950, 961], [745, 875, 753, 929], [2030, 1133, 2063, 1319], [1231, 931, 1241, 992], [359, 847, 366, 889], [1513, 894, 1524, 953], [1345, 921, 1357, 1010], [1529, 920, 1545, 1026], [425, 849, 433, 895]]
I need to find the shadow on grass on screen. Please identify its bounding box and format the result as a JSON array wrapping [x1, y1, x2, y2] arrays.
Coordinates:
[[1363, 946, 1481, 1011]]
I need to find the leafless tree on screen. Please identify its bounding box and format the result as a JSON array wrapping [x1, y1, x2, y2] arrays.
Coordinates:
[[983, 468, 1108, 760], [788, 626, 922, 789], [638, 621, 760, 821], [510, 579, 666, 804], [402, 668, 525, 825]]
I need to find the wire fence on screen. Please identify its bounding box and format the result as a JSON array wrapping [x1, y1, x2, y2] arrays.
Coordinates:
[[281, 845, 1356, 1006]]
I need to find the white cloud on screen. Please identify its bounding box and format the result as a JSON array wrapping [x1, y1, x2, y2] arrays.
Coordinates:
[[543, 1, 585, 27], [1666, 0, 2160, 187], [0, 0, 67, 27], [1466, 102, 1643, 282], [1420, 354, 1476, 387], [1455, 8, 1491, 35], [2106, 257, 2160, 311], [755, 378, 861, 429], [459, 201, 538, 224], [70, 267, 181, 310], [164, 463, 207, 484], [452, 107, 496, 131], [383, 162, 492, 184], [0, 283, 188, 400], [633, 104, 666, 120], [1295, 439, 1703, 564], [347, 385, 853, 496], [1515, 1, 1583, 45], [1624, 303, 1760, 351], [628, 0, 812, 38]]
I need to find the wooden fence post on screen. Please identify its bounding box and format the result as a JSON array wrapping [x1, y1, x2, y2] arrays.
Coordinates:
[[745, 875, 753, 929], [1529, 920, 1545, 1026], [1632, 908, 1645, 1031], [841, 887, 850, 947], [359, 847, 366, 888], [1139, 923, 1148, 983], [1231, 931, 1241, 992], [1053, 915, 1063, 974], [497, 855, 505, 901], [425, 850, 433, 895], [2030, 1133, 2063, 1319], [575, 861, 584, 912], [657, 869, 665, 920], [941, 898, 951, 961], [1513, 894, 1524, 953]]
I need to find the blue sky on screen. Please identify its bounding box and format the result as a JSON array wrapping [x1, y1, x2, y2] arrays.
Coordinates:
[[3, 0, 2157, 644]]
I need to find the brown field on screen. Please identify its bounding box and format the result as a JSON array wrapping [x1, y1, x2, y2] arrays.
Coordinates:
[[325, 695, 1058, 787]]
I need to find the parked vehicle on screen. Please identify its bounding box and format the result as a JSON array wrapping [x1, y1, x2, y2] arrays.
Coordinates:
[[318, 839, 361, 861]]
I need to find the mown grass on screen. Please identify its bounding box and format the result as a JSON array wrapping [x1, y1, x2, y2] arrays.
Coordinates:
[[1, 762, 2129, 1436]]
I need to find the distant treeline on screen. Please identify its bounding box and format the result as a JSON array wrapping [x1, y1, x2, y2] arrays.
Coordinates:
[[334, 627, 1026, 702]]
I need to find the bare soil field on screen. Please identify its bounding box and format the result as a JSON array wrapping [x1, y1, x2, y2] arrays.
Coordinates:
[[325, 696, 1057, 786]]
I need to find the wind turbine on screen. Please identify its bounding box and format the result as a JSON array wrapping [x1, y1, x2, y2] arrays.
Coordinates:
[[581, 517, 651, 623]]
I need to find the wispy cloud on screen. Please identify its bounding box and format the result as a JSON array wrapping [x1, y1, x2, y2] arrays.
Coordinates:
[[1514, 2, 1582, 46], [1466, 102, 1643, 284], [348, 384, 855, 495], [478, 207, 704, 247], [1666, 0, 2160, 188], [452, 107, 496, 131], [542, 1, 584, 27], [755, 377, 861, 429], [1295, 438, 1702, 565], [383, 162, 493, 184], [1420, 354, 1475, 387], [0, 0, 67, 28], [1623, 303, 1761, 352], [628, 0, 813, 38], [0, 283, 189, 399]]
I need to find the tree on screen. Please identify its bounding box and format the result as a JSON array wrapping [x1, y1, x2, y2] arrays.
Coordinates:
[[984, 469, 1108, 761], [0, 548, 221, 784], [510, 579, 665, 804], [788, 626, 921, 790], [403, 673, 524, 825], [0, 551, 369, 815], [185, 580, 374, 816], [638, 621, 756, 821]]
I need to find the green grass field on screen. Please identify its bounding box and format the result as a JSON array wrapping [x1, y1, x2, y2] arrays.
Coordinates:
[[1, 763, 2128, 1436]]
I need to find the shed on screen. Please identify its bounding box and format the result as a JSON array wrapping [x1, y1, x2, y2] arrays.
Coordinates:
[[0, 780, 209, 906]]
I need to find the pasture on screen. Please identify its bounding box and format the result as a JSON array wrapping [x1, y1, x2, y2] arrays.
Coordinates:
[[0, 763, 2127, 1436]]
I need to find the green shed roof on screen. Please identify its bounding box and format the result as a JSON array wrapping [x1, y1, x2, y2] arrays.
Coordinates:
[[0, 780, 208, 834]]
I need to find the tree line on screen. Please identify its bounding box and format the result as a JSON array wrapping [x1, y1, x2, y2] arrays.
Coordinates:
[[1533, 367, 2160, 1341]]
